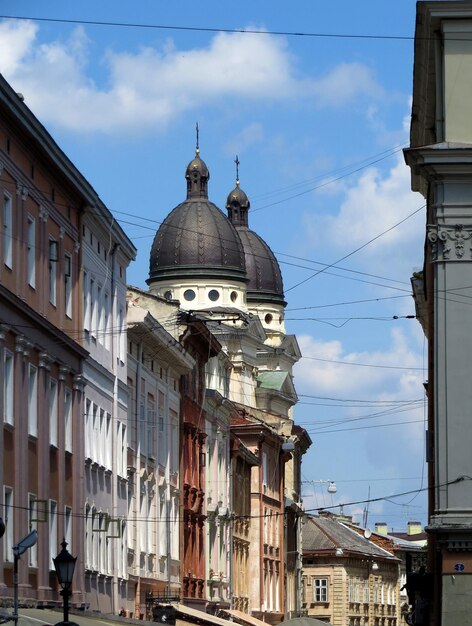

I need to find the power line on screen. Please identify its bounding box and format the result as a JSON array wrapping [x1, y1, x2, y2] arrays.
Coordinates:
[[285, 205, 425, 293], [0, 15, 416, 41]]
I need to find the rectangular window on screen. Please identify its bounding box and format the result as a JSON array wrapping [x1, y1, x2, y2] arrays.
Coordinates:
[[49, 500, 57, 569], [49, 240, 57, 305], [83, 271, 90, 331], [104, 292, 110, 350], [27, 216, 36, 287], [85, 398, 92, 460], [3, 192, 12, 268], [64, 506, 72, 548], [28, 495, 38, 567], [97, 284, 103, 343], [3, 487, 13, 561], [90, 278, 96, 338], [49, 379, 58, 447], [64, 388, 72, 453], [64, 253, 72, 318], [4, 349, 14, 425], [314, 578, 328, 603], [28, 364, 38, 436]]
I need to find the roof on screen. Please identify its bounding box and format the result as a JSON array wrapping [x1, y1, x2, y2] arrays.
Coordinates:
[[281, 618, 333, 626], [303, 515, 397, 561], [257, 371, 289, 391]]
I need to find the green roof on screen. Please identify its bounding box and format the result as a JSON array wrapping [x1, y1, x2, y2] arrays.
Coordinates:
[[256, 371, 289, 391]]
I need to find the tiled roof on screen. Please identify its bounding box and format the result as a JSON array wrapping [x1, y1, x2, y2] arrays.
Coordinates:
[[303, 515, 396, 560]]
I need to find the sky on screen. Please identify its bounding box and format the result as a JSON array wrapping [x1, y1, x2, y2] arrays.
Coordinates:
[[0, 1, 428, 532]]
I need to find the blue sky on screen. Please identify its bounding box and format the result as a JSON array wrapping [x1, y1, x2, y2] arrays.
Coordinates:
[[0, 1, 428, 531]]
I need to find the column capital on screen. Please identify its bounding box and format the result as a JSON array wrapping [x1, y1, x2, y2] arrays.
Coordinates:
[[428, 223, 472, 261]]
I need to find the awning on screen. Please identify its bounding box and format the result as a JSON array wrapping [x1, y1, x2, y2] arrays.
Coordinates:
[[175, 604, 232, 626], [222, 608, 269, 626]]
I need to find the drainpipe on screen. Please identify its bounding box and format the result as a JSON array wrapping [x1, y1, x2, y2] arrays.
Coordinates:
[[111, 242, 120, 614], [258, 433, 265, 613]]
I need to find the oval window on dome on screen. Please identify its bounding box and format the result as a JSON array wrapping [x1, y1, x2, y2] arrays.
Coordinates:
[[183, 289, 196, 302], [265, 314, 273, 325], [164, 290, 172, 301], [230, 291, 238, 303], [208, 289, 220, 302]]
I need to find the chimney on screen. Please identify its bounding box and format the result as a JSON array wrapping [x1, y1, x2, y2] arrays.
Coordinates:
[[375, 522, 388, 536], [407, 521, 422, 536]]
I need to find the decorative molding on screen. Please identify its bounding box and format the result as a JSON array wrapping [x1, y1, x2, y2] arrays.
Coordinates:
[[428, 223, 472, 261], [16, 182, 28, 200], [0, 323, 10, 341], [39, 351, 53, 370], [73, 373, 87, 392], [0, 160, 3, 177], [59, 365, 69, 381], [59, 226, 65, 240], [39, 206, 48, 223], [74, 241, 81, 254]]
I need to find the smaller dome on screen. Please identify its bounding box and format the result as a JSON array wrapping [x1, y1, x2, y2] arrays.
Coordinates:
[[185, 150, 210, 200], [226, 184, 250, 227]]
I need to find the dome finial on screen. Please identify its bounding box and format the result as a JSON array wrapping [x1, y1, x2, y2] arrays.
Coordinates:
[[195, 122, 200, 156], [235, 155, 240, 187]]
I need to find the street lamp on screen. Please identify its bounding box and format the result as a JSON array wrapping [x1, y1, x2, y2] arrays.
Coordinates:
[[303, 480, 337, 494], [12, 530, 38, 626], [53, 539, 79, 626]]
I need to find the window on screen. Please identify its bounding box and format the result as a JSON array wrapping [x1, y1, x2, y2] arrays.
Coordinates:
[[4, 349, 14, 425], [97, 284, 103, 342], [64, 388, 72, 452], [208, 289, 220, 301], [3, 487, 13, 561], [314, 578, 328, 603], [104, 292, 110, 350], [90, 278, 96, 337], [183, 288, 196, 301], [27, 216, 36, 287], [49, 379, 58, 447], [28, 365, 38, 436], [49, 240, 57, 305], [64, 253, 72, 318], [83, 271, 90, 331], [49, 500, 57, 569], [3, 192, 12, 268], [64, 506, 72, 549], [28, 495, 38, 566]]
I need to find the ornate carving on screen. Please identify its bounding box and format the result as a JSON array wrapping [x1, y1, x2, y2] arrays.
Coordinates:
[[39, 351, 53, 370], [428, 224, 472, 261], [73, 373, 87, 392], [0, 161, 3, 176], [59, 365, 69, 381], [16, 183, 28, 200], [39, 206, 48, 223]]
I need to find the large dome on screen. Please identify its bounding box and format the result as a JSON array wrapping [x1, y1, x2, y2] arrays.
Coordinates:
[[226, 182, 285, 306], [148, 152, 246, 284]]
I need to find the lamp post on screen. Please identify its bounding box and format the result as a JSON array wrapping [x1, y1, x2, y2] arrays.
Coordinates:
[[53, 540, 79, 626], [12, 530, 38, 626]]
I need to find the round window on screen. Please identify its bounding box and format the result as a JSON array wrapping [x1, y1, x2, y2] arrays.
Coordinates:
[[208, 289, 220, 302], [183, 289, 196, 301], [164, 290, 172, 301], [230, 291, 238, 302], [265, 313, 273, 325]]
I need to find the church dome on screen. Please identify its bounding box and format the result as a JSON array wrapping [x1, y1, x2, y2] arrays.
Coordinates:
[[237, 228, 285, 306], [148, 151, 246, 285], [226, 171, 285, 306]]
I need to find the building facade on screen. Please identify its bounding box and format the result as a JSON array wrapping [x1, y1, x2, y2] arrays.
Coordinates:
[[405, 2, 472, 624], [302, 514, 401, 626]]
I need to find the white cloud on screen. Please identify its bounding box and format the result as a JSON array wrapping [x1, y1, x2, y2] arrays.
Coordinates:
[[0, 20, 37, 74], [0, 20, 385, 134], [308, 61, 384, 107], [301, 153, 425, 281], [295, 328, 425, 454]]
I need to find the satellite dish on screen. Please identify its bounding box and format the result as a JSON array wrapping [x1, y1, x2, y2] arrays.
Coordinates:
[[364, 528, 372, 539]]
